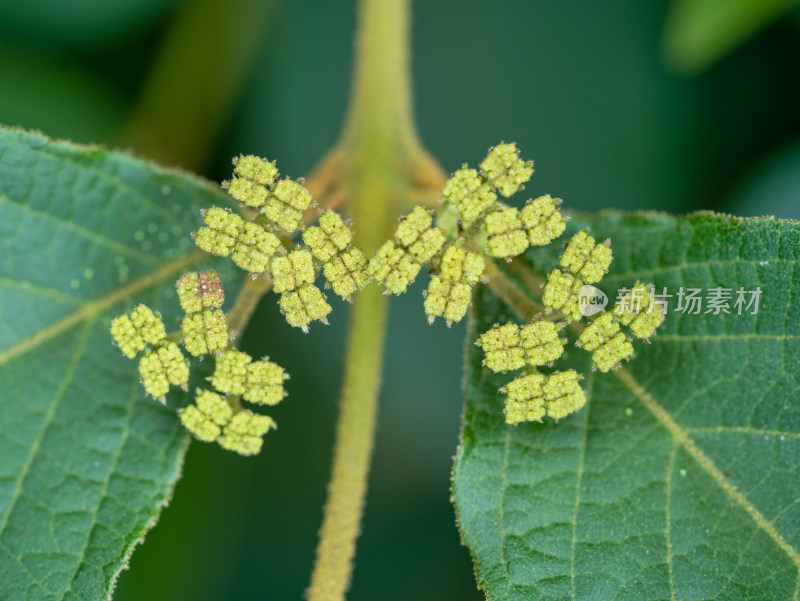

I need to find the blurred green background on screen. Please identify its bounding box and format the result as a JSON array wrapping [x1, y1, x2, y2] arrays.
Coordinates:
[[1, 0, 799, 599]]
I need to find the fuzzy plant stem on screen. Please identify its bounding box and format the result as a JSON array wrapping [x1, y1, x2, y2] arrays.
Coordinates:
[[306, 0, 441, 599]]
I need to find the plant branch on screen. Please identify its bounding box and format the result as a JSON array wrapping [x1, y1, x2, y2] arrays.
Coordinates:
[[483, 258, 547, 320], [307, 0, 443, 599], [307, 284, 387, 601], [485, 258, 583, 334], [227, 277, 272, 341]]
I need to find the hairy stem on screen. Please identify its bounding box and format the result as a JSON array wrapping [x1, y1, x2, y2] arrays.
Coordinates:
[[226, 277, 272, 341], [307, 0, 440, 599], [485, 258, 583, 334], [483, 258, 546, 320], [307, 284, 387, 601]]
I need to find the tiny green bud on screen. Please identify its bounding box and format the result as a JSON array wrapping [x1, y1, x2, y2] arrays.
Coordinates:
[[323, 248, 370, 300], [177, 270, 225, 314], [196, 388, 234, 425], [542, 370, 586, 420], [178, 405, 220, 442], [407, 228, 447, 263], [111, 304, 166, 358], [210, 349, 251, 395], [475, 322, 526, 372], [111, 314, 146, 358], [370, 206, 448, 294], [439, 245, 485, 284], [484, 208, 530, 259], [519, 320, 565, 365], [195, 208, 282, 274], [243, 359, 287, 405], [138, 342, 189, 402], [390, 207, 447, 264], [209, 349, 287, 405], [520, 195, 567, 246], [271, 249, 316, 294], [279, 284, 332, 332], [560, 230, 613, 284], [480, 142, 534, 198], [178, 389, 234, 442], [231, 222, 283, 273], [302, 210, 370, 300], [233, 154, 279, 187], [424, 278, 473, 326], [424, 245, 485, 325], [576, 312, 633, 372], [227, 410, 275, 436], [194, 207, 242, 257], [576, 312, 616, 351], [501, 373, 546, 424], [423, 276, 448, 322], [368, 241, 421, 295], [613, 283, 665, 339], [303, 210, 353, 262], [218, 410, 276, 456], [441, 166, 497, 222], [542, 269, 583, 321], [395, 206, 433, 246], [227, 178, 268, 209], [384, 253, 421, 294], [592, 332, 634, 373], [502, 370, 586, 423], [182, 309, 229, 356], [263, 179, 314, 233], [130, 304, 167, 345]]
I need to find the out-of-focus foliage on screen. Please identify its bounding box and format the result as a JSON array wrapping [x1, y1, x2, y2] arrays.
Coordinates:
[[663, 0, 800, 72]]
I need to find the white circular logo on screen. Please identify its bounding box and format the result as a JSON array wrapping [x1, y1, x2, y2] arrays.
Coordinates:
[[578, 285, 608, 316]]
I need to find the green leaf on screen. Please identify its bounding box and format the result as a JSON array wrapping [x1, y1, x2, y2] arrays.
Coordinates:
[[0, 127, 242, 600], [454, 212, 800, 600], [662, 0, 799, 73]]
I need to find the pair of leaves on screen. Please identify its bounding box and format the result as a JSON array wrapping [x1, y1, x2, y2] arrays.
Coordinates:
[[454, 212, 800, 599], [1, 127, 798, 601], [0, 127, 243, 600]]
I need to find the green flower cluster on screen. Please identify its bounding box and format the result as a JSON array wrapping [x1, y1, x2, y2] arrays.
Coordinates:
[[111, 270, 288, 455], [200, 155, 371, 332], [179, 348, 287, 455], [111, 304, 188, 402], [111, 143, 666, 455]]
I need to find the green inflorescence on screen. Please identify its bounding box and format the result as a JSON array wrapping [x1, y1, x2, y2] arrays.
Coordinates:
[[303, 210, 370, 300], [484, 207, 530, 259], [179, 389, 277, 456], [501, 370, 586, 424], [113, 143, 665, 453], [476, 320, 566, 373], [614, 282, 666, 339], [520, 194, 567, 246], [193, 207, 283, 274], [440, 166, 497, 222], [111, 304, 189, 403], [178, 271, 231, 357], [576, 312, 634, 373], [210, 349, 287, 405], [368, 206, 446, 294], [463, 158, 663, 422], [271, 248, 331, 332], [424, 244, 485, 325], [560, 229, 613, 284], [542, 269, 585, 322], [479, 142, 534, 198]]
